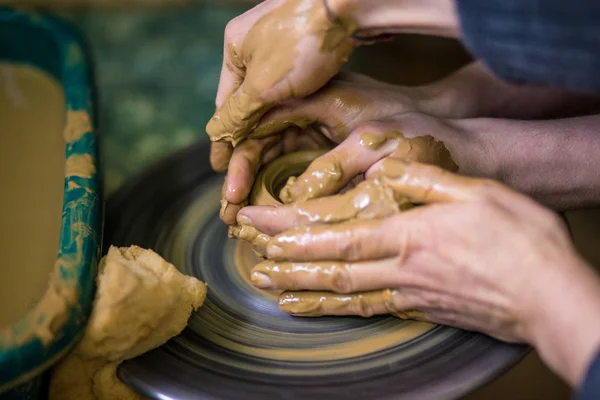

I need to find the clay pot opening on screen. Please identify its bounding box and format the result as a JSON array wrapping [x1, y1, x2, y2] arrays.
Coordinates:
[[249, 150, 326, 206]]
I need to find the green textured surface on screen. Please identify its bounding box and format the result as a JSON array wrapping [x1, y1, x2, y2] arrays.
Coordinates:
[[62, 4, 247, 194]]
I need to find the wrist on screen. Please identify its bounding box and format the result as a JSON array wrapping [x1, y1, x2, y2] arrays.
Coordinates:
[[524, 254, 600, 386], [327, 0, 460, 38]]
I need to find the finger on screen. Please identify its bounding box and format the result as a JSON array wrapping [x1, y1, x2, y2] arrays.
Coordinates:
[[251, 258, 399, 293], [367, 159, 501, 204], [265, 216, 415, 261], [238, 178, 408, 236], [219, 177, 246, 225], [279, 126, 400, 202], [226, 136, 280, 204], [278, 288, 424, 318], [210, 141, 234, 172]]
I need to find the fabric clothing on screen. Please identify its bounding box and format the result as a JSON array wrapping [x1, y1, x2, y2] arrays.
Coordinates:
[[457, 1, 600, 397], [579, 349, 600, 400], [457, 0, 600, 93]]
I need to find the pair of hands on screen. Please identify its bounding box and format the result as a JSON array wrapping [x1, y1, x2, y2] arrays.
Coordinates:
[[206, 0, 600, 386], [205, 0, 578, 344]]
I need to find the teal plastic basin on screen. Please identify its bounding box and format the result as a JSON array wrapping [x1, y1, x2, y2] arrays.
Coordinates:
[[0, 8, 102, 400]]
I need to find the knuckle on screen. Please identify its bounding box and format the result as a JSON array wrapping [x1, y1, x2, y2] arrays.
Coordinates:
[[224, 18, 241, 41], [330, 264, 354, 293], [336, 232, 361, 261]]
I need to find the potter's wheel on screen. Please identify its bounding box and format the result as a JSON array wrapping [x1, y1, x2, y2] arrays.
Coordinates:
[[105, 141, 527, 400]]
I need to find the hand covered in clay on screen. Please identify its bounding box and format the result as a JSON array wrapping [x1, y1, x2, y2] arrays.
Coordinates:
[[237, 160, 595, 346], [217, 73, 431, 225], [219, 129, 334, 225], [207, 0, 359, 171]]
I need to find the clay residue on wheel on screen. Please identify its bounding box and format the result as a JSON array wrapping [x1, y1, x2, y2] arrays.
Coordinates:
[[49, 246, 207, 400]]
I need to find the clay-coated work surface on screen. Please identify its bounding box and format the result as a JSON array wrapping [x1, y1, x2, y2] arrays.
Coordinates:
[[105, 142, 525, 400], [0, 63, 65, 328]]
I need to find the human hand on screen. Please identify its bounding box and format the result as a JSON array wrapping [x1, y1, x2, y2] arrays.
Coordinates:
[[237, 160, 582, 344], [219, 129, 334, 225], [206, 0, 357, 152], [217, 73, 427, 225]]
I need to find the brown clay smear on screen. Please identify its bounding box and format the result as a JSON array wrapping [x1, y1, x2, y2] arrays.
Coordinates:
[[289, 179, 408, 225], [63, 110, 92, 142], [229, 223, 271, 254], [249, 87, 365, 141], [206, 0, 357, 146], [0, 63, 65, 329], [277, 131, 458, 203], [359, 131, 403, 150], [278, 288, 423, 318], [65, 154, 96, 178], [279, 160, 342, 203], [373, 158, 482, 204]]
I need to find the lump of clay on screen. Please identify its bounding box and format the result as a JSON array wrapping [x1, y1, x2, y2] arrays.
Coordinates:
[[49, 246, 207, 400]]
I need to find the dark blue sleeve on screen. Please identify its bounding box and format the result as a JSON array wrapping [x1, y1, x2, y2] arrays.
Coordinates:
[[579, 350, 600, 400], [456, 0, 600, 93]]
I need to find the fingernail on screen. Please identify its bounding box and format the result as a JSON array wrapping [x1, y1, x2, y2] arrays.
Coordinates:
[[237, 214, 252, 225], [267, 244, 283, 258], [251, 271, 272, 288]]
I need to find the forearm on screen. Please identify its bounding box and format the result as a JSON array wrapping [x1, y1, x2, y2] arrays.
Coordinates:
[[416, 62, 600, 120], [523, 254, 600, 386], [328, 0, 460, 38], [446, 114, 600, 209]]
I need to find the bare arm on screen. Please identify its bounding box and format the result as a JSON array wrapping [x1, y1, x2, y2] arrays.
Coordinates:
[[417, 62, 600, 120], [449, 114, 600, 210], [328, 0, 460, 38]]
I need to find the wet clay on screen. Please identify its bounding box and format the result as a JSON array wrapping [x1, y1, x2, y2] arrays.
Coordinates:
[[359, 131, 404, 150], [279, 288, 422, 319], [278, 131, 458, 203], [251, 150, 327, 206], [0, 63, 65, 328], [284, 178, 411, 225], [205, 0, 356, 146], [229, 224, 271, 255], [373, 158, 490, 204], [230, 150, 326, 252], [364, 132, 459, 173], [49, 246, 207, 400], [248, 87, 365, 142]]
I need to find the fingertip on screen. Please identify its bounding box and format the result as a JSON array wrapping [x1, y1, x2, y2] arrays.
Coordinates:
[[220, 198, 241, 225], [250, 271, 272, 289], [266, 241, 284, 259], [236, 205, 268, 226], [238, 205, 296, 236]]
